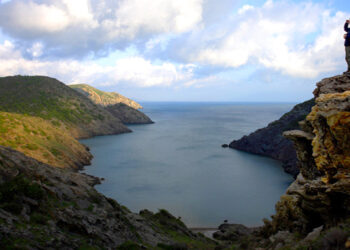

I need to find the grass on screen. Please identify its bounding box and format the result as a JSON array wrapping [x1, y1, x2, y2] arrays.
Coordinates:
[[0, 111, 89, 168], [0, 76, 113, 129], [70, 83, 142, 108]]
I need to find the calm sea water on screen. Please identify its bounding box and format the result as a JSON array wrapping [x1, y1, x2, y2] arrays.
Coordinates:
[[81, 102, 295, 228]]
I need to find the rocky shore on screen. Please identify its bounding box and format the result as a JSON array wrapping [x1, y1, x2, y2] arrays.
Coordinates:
[[229, 99, 315, 177], [215, 73, 350, 249]]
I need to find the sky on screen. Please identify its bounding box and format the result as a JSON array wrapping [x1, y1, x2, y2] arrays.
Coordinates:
[[0, 0, 349, 102]]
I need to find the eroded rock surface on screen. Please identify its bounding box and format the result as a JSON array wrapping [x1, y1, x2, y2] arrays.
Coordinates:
[[268, 75, 350, 236], [216, 74, 350, 249]]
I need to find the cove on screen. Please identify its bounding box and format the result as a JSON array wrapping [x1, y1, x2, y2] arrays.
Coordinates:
[[81, 102, 295, 228]]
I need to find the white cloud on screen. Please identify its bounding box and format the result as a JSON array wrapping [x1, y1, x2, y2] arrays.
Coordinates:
[[185, 1, 348, 78], [1, 1, 70, 33], [0, 40, 198, 88], [238, 5, 254, 15], [0, 0, 203, 56]]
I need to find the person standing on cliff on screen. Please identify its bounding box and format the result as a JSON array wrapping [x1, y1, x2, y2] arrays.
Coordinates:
[[344, 19, 350, 74]]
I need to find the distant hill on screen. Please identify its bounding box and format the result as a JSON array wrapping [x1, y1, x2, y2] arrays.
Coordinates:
[[106, 103, 153, 124], [229, 99, 315, 177], [0, 75, 131, 168], [70, 83, 153, 124], [0, 76, 130, 139], [70, 84, 143, 109]]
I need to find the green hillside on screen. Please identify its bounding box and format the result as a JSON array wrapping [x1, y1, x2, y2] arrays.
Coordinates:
[[0, 76, 130, 139], [0, 75, 130, 168], [0, 111, 91, 169], [70, 83, 143, 109]]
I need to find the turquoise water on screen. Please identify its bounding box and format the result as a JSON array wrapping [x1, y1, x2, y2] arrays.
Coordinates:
[[81, 102, 295, 227]]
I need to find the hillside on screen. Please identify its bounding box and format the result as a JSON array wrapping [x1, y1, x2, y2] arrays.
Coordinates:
[[0, 75, 131, 168], [0, 111, 91, 169], [229, 99, 315, 176], [0, 145, 216, 249], [0, 76, 130, 139], [70, 83, 143, 109], [106, 103, 153, 124], [70, 83, 153, 124]]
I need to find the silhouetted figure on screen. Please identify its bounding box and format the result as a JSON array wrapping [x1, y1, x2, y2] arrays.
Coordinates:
[[344, 20, 350, 74]]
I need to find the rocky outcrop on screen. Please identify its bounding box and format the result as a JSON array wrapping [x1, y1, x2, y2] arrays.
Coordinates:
[[215, 74, 350, 249], [0, 145, 215, 249], [70, 84, 143, 109], [106, 103, 153, 124], [229, 99, 315, 176], [313, 74, 350, 97], [266, 74, 350, 237]]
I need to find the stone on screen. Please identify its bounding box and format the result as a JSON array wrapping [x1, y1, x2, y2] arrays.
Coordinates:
[[313, 74, 350, 97], [303, 225, 323, 242], [270, 74, 350, 235], [213, 223, 252, 241]]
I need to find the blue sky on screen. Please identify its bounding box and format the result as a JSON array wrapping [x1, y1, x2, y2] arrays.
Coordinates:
[[0, 0, 349, 102]]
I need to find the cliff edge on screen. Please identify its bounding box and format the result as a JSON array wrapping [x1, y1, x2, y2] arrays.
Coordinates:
[[217, 74, 350, 249]]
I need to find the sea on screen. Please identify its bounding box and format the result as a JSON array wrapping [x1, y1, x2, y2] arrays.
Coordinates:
[[80, 102, 295, 228]]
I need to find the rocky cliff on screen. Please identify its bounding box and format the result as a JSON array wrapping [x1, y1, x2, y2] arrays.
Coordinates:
[[0, 145, 215, 249], [271, 74, 350, 232], [216, 74, 350, 249], [229, 99, 315, 177]]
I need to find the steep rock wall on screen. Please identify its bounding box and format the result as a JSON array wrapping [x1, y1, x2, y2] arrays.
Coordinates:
[[267, 74, 350, 235]]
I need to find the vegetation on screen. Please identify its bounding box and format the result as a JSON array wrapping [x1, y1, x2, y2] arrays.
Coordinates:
[[140, 209, 217, 249], [70, 83, 142, 109], [0, 75, 130, 168], [0, 76, 114, 127], [0, 111, 89, 168]]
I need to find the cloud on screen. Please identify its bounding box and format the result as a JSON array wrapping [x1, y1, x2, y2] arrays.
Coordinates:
[[0, 0, 203, 57], [164, 0, 349, 78], [238, 5, 254, 15], [0, 40, 200, 88]]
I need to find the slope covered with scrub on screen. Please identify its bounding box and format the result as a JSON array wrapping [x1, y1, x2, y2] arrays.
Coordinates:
[[70, 83, 153, 124], [70, 83, 143, 109], [0, 145, 216, 249], [0, 76, 130, 139], [0, 75, 130, 168]]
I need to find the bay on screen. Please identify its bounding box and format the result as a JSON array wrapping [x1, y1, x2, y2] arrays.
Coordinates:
[[81, 102, 295, 228]]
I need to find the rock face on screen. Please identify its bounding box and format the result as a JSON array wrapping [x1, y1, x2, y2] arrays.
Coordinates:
[[313, 74, 350, 97], [70, 83, 143, 109], [266, 74, 350, 235], [106, 103, 154, 124], [214, 74, 350, 250], [229, 99, 315, 176], [0, 145, 215, 249]]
